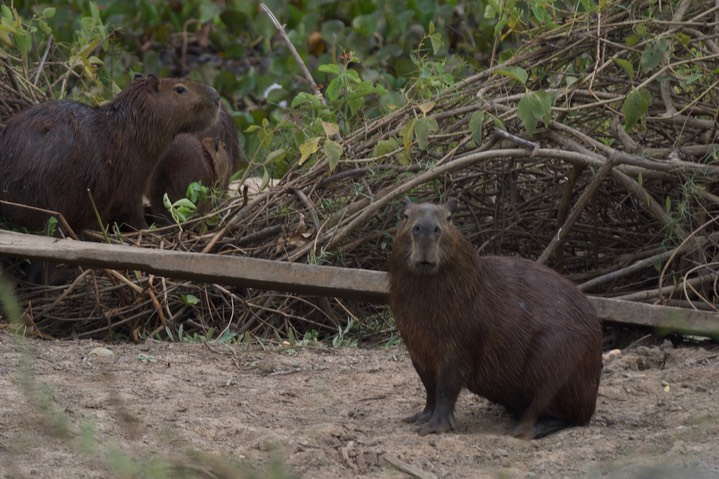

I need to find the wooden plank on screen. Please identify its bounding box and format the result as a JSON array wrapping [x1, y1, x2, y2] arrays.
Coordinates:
[[0, 230, 388, 302], [590, 297, 719, 338], [1, 230, 717, 337]]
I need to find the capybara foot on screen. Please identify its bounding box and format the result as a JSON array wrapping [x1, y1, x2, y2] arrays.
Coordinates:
[[404, 409, 433, 423], [510, 422, 536, 440], [418, 414, 455, 435], [512, 417, 571, 440]]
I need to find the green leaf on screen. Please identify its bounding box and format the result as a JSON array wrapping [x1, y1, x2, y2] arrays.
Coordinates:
[[518, 94, 540, 136], [173, 198, 197, 211], [665, 196, 671, 212], [400, 118, 416, 153], [181, 294, 200, 306], [535, 90, 555, 126], [324, 139, 343, 171], [198, 2, 221, 23], [613, 58, 634, 78], [325, 78, 341, 102], [298, 136, 322, 165], [622, 88, 651, 131], [415, 117, 438, 150], [372, 138, 399, 158], [42, 7, 56, 18], [318, 64, 341, 75], [495, 66, 528, 85], [428, 32, 442, 55], [641, 38, 669, 72], [291, 92, 323, 109], [396, 150, 411, 166], [469, 110, 485, 145], [266, 148, 286, 165], [517, 90, 553, 136], [418, 101, 435, 115], [321, 121, 340, 137]]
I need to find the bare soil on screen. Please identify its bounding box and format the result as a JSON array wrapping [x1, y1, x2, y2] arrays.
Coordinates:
[[1, 329, 718, 479]]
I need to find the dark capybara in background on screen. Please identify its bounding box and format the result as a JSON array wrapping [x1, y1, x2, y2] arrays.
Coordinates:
[[146, 134, 231, 224], [0, 74, 220, 232], [388, 200, 603, 439]]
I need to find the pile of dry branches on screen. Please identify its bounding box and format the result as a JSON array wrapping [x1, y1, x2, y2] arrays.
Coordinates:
[[3, 0, 719, 340]]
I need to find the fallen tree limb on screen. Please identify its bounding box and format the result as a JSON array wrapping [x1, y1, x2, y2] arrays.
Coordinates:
[[1, 230, 717, 338]]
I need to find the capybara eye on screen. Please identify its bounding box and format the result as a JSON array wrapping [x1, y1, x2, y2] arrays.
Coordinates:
[[174, 85, 187, 94]]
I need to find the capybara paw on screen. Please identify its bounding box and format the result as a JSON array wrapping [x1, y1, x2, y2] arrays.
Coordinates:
[[404, 409, 432, 423], [418, 417, 453, 436], [510, 422, 535, 440]]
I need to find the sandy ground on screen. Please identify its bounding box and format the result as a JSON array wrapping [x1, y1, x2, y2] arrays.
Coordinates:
[[1, 329, 718, 479]]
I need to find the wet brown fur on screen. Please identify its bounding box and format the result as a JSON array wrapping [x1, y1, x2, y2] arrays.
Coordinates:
[[388, 201, 602, 439], [0, 74, 220, 232]]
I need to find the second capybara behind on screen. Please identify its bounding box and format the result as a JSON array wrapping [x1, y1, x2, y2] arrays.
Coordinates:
[[146, 105, 238, 223], [0, 74, 220, 232], [388, 200, 603, 439], [146, 134, 230, 224]]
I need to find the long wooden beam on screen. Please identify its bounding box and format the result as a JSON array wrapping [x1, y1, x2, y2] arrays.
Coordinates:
[[0, 230, 717, 337], [0, 230, 388, 302]]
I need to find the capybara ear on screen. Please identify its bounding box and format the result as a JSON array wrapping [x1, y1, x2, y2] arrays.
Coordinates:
[[145, 74, 160, 92], [445, 198, 458, 212], [402, 198, 413, 217]]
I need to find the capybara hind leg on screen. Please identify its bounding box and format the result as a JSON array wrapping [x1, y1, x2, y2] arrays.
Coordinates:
[[405, 358, 436, 424], [511, 385, 559, 440]]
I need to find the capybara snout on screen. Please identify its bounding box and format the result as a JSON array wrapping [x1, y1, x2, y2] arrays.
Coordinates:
[[405, 203, 453, 274]]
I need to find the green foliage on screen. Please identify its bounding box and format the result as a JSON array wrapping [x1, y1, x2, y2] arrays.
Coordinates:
[[6, 0, 581, 180], [469, 110, 485, 145], [517, 89, 554, 136], [641, 37, 670, 72], [622, 87, 651, 131]]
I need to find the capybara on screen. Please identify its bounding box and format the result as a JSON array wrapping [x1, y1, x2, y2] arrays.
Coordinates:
[[146, 133, 231, 224], [388, 200, 603, 439], [0, 74, 220, 232]]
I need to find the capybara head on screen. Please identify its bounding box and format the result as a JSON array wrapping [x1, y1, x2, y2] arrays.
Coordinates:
[[137, 74, 221, 135], [394, 199, 461, 274]]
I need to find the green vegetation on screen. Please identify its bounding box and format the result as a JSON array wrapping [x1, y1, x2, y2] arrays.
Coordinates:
[[5, 0, 600, 179]]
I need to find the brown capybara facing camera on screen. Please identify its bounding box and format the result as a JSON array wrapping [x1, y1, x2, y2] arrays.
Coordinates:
[[146, 134, 231, 224], [388, 200, 602, 439], [0, 74, 220, 232]]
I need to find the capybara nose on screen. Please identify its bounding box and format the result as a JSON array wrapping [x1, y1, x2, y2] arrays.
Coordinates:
[[412, 220, 441, 238]]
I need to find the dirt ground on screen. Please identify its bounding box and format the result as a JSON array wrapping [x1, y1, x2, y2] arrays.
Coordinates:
[[1, 329, 718, 479]]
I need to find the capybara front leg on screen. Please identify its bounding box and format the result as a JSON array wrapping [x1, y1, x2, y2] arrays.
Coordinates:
[[404, 358, 436, 423], [418, 367, 462, 435]]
